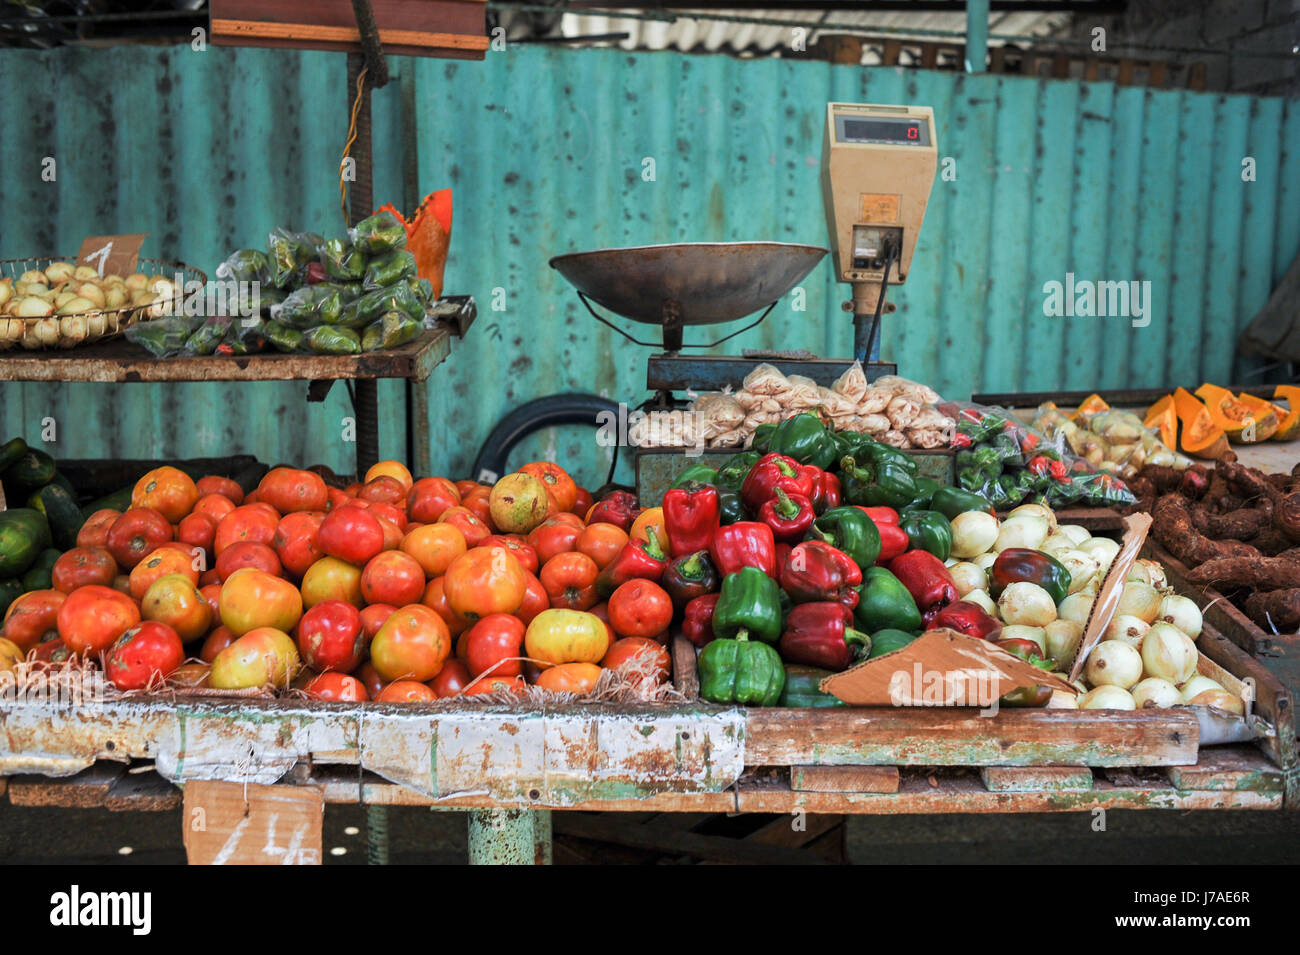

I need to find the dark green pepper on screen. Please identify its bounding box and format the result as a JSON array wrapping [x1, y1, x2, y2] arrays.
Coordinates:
[[698, 632, 786, 706], [712, 567, 783, 645], [808, 505, 881, 572], [931, 486, 994, 520], [779, 665, 846, 708], [263, 319, 304, 353], [750, 424, 777, 454], [716, 487, 745, 525], [769, 412, 837, 470], [858, 440, 918, 475], [715, 451, 761, 492], [854, 566, 923, 634], [897, 510, 953, 561], [839, 455, 919, 510], [990, 547, 1072, 606], [868, 628, 918, 659], [908, 476, 940, 509], [670, 463, 719, 491], [303, 325, 361, 355]]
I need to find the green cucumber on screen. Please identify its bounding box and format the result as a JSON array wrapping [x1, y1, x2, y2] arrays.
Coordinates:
[[0, 508, 52, 577], [2, 447, 56, 494], [779, 665, 847, 708], [20, 547, 61, 592], [80, 485, 134, 521], [0, 437, 28, 475], [49, 471, 78, 499], [28, 483, 82, 551]]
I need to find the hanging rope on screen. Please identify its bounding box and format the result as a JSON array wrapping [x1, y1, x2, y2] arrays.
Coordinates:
[[339, 66, 369, 227]]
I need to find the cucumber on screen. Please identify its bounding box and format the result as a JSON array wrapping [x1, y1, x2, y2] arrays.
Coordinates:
[[0, 508, 51, 576], [49, 470, 78, 500], [28, 483, 82, 551], [0, 437, 27, 476], [20, 547, 61, 592], [868, 628, 918, 659], [779, 665, 846, 708], [2, 447, 56, 494], [0, 578, 24, 617], [80, 485, 134, 521]]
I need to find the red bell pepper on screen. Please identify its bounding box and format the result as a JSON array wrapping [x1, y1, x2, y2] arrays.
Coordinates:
[[740, 453, 813, 511], [682, 593, 720, 648], [778, 601, 871, 672], [930, 600, 1003, 642], [886, 550, 958, 625], [596, 534, 667, 598], [709, 521, 777, 578], [853, 506, 908, 565], [811, 471, 841, 514], [857, 505, 900, 526], [758, 488, 815, 543], [586, 490, 641, 532], [662, 482, 720, 558], [780, 541, 859, 607]]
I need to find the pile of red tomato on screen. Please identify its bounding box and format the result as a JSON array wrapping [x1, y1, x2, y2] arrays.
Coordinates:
[[0, 460, 672, 704]]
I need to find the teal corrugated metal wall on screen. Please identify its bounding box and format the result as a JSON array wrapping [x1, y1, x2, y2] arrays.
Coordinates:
[[2, 45, 1297, 489]]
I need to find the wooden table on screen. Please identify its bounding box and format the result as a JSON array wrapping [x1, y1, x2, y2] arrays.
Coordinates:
[[0, 327, 457, 477]]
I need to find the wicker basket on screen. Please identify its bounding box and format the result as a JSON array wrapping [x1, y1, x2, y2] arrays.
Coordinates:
[[0, 256, 208, 351]]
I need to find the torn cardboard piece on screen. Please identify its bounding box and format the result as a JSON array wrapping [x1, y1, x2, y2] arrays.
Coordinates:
[[1068, 512, 1153, 682], [820, 628, 1076, 708]]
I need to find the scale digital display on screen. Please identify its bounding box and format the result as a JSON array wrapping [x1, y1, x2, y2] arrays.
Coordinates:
[[836, 115, 929, 146]]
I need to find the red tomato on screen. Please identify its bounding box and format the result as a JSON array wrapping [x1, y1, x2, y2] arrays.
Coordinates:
[[442, 546, 527, 620], [437, 506, 491, 547], [177, 512, 216, 560], [141, 573, 212, 642], [408, 477, 460, 524], [106, 507, 173, 570], [326, 486, 353, 512], [459, 488, 493, 528], [272, 511, 324, 579], [215, 541, 282, 580], [297, 600, 366, 673], [463, 613, 526, 678], [3, 590, 66, 652], [519, 462, 578, 513], [105, 621, 184, 690], [304, 671, 369, 702], [376, 680, 437, 703], [587, 601, 616, 654], [461, 675, 526, 697], [360, 603, 397, 640], [318, 505, 385, 566], [602, 636, 671, 686], [218, 567, 303, 636], [570, 486, 594, 518], [516, 572, 549, 626], [365, 461, 413, 491], [355, 661, 386, 699], [421, 577, 470, 638], [200, 625, 238, 662], [51, 547, 118, 594], [607, 579, 674, 639], [213, 505, 278, 557], [479, 534, 538, 575], [193, 493, 237, 524], [527, 518, 581, 564], [56, 586, 140, 656], [540, 551, 599, 611], [256, 467, 329, 514], [361, 551, 426, 607], [576, 523, 628, 570], [359, 476, 407, 507], [199, 583, 222, 619], [196, 475, 244, 505], [365, 500, 407, 532], [428, 658, 471, 697], [369, 604, 451, 682], [76, 508, 121, 550]]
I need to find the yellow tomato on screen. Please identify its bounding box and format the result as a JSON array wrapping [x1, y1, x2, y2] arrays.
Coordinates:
[[524, 609, 607, 666], [628, 507, 670, 555]]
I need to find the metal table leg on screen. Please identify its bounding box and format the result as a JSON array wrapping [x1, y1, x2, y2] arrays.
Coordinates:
[[366, 804, 390, 865], [467, 809, 546, 865]]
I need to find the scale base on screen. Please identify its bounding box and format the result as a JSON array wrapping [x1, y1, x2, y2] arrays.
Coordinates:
[[645, 354, 896, 394]]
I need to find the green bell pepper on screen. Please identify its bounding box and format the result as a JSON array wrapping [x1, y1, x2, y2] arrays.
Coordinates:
[[779, 665, 846, 708], [750, 424, 777, 454], [715, 451, 761, 492], [716, 487, 745, 525], [930, 486, 994, 520], [712, 567, 783, 645], [854, 566, 924, 634], [809, 506, 881, 571], [897, 510, 953, 561], [859, 440, 919, 475], [908, 476, 940, 509], [698, 632, 786, 706], [868, 628, 918, 658], [770, 412, 837, 470], [839, 455, 919, 510], [670, 463, 719, 491]]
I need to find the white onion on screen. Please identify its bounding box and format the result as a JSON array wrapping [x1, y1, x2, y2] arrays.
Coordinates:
[[1126, 562, 1150, 585], [950, 511, 999, 558], [1104, 614, 1150, 648], [1117, 581, 1162, 623], [1137, 559, 1168, 590], [1058, 593, 1095, 627], [1039, 533, 1077, 557], [1057, 550, 1100, 595], [1007, 503, 1057, 532], [973, 551, 999, 572], [962, 588, 999, 616], [998, 581, 1058, 627], [1187, 689, 1244, 715], [1048, 689, 1079, 709], [1080, 537, 1120, 573], [948, 561, 987, 597], [1141, 622, 1198, 684], [1157, 594, 1202, 642], [1179, 674, 1223, 703], [1059, 524, 1092, 545], [1130, 677, 1182, 709], [994, 514, 1050, 552], [1079, 685, 1136, 710], [999, 625, 1047, 654], [1084, 640, 1143, 689], [1044, 619, 1083, 665]]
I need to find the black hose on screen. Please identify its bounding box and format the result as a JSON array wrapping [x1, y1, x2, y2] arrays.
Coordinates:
[[471, 393, 624, 489]]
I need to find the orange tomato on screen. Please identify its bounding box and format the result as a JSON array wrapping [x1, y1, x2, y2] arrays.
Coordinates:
[[437, 506, 490, 548], [3, 589, 66, 652], [369, 604, 451, 682], [461, 674, 526, 697], [365, 460, 414, 492], [479, 535, 538, 575], [576, 523, 628, 570], [129, 547, 199, 600], [524, 609, 607, 666], [193, 493, 237, 524], [400, 523, 466, 577], [376, 680, 437, 703], [519, 462, 578, 513], [219, 567, 303, 636], [56, 586, 140, 656], [141, 573, 212, 642], [629, 507, 670, 554], [442, 546, 527, 620], [256, 467, 329, 514], [527, 518, 581, 564], [359, 476, 408, 507], [196, 475, 244, 505], [76, 508, 121, 550], [199, 583, 222, 619], [305, 671, 369, 702], [535, 662, 602, 695], [421, 576, 470, 638], [214, 541, 282, 581], [602, 636, 671, 685], [132, 466, 199, 524], [539, 552, 599, 611], [213, 505, 279, 557], [361, 550, 426, 607], [607, 579, 674, 639]]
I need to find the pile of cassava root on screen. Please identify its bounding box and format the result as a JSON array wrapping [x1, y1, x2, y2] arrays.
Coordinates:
[[1128, 460, 1300, 632]]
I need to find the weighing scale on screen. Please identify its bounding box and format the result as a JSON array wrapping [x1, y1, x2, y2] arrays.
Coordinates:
[[548, 102, 938, 497]]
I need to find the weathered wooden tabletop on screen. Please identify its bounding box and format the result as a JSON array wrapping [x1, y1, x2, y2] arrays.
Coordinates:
[[0, 327, 451, 384]]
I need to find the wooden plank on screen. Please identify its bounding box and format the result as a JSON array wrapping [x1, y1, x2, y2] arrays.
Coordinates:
[[671, 633, 699, 700], [105, 770, 182, 812], [1167, 746, 1286, 793], [552, 813, 828, 865], [744, 811, 844, 849], [791, 765, 900, 794], [980, 766, 1093, 792], [1148, 62, 1168, 88], [183, 780, 323, 865], [211, 20, 490, 54], [0, 327, 451, 384], [737, 773, 1282, 815], [744, 707, 1199, 768], [8, 763, 126, 808]]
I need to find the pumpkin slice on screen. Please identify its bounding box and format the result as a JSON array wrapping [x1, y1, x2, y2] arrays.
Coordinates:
[[1233, 392, 1281, 442], [1072, 392, 1110, 424], [1194, 383, 1276, 443], [1174, 387, 1231, 459], [1273, 385, 1300, 442], [1144, 393, 1178, 450]]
